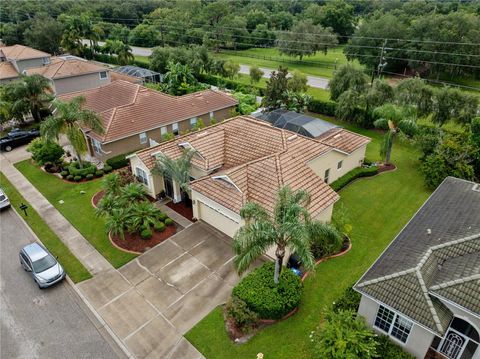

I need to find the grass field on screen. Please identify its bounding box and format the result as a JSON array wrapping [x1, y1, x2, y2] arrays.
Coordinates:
[[14, 161, 137, 268], [213, 46, 357, 79], [185, 117, 432, 358], [0, 172, 92, 283]]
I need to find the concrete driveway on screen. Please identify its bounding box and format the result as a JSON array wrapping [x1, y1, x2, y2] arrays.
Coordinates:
[[78, 222, 244, 358]]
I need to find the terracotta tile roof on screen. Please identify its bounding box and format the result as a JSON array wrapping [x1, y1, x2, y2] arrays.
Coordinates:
[[25, 57, 107, 79], [59, 80, 238, 143], [316, 127, 371, 154], [136, 116, 341, 218], [0, 44, 50, 60], [0, 62, 19, 80], [110, 71, 142, 84]]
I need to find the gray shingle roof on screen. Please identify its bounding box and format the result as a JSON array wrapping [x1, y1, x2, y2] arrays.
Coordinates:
[[356, 177, 480, 334]]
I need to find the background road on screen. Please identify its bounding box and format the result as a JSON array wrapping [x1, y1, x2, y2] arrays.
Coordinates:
[[85, 40, 330, 89], [0, 208, 124, 359]]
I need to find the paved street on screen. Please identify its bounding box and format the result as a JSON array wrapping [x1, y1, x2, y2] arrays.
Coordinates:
[[85, 40, 330, 89], [0, 208, 124, 359]]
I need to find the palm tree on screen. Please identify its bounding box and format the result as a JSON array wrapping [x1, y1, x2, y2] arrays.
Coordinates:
[[162, 62, 197, 95], [120, 183, 147, 203], [95, 194, 117, 218], [127, 201, 162, 232], [101, 173, 122, 198], [373, 104, 417, 164], [116, 42, 134, 66], [105, 208, 127, 240], [41, 96, 104, 167], [234, 186, 340, 284], [152, 149, 196, 203]]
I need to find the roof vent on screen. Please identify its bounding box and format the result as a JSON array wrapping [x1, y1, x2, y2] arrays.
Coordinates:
[[196, 131, 208, 138], [333, 134, 342, 139], [427, 228, 432, 235], [287, 134, 298, 141], [472, 184, 480, 192]]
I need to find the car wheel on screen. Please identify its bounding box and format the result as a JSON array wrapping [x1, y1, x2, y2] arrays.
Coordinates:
[[5, 146, 12, 152]]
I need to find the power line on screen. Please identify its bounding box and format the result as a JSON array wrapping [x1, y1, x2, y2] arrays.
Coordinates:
[[379, 70, 480, 91]]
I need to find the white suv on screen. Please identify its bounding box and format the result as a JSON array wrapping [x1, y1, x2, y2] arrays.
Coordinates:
[[0, 189, 10, 210]]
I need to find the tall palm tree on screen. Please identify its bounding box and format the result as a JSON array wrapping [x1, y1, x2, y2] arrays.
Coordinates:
[[116, 42, 134, 66], [234, 186, 340, 284], [373, 104, 417, 164], [41, 96, 104, 167], [152, 149, 196, 203]]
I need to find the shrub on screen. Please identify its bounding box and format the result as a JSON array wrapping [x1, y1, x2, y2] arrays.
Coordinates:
[[330, 166, 378, 192], [154, 221, 166, 232], [27, 138, 64, 166], [374, 335, 415, 359], [95, 170, 104, 178], [140, 227, 153, 239], [158, 213, 168, 221], [332, 287, 361, 313], [164, 218, 174, 226], [307, 99, 337, 116], [67, 161, 96, 177], [225, 296, 258, 333], [106, 153, 132, 170], [232, 262, 302, 320], [86, 174, 94, 180], [103, 165, 113, 173], [312, 310, 378, 359], [73, 175, 82, 182], [60, 170, 68, 178], [66, 174, 74, 181]]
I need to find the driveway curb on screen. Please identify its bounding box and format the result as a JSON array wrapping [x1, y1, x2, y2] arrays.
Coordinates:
[[10, 208, 134, 359]]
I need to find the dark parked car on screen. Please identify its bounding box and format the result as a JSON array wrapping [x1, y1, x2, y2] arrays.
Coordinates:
[[0, 128, 40, 152]]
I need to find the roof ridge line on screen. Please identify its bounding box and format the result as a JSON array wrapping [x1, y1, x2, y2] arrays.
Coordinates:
[[103, 107, 117, 141], [356, 268, 416, 288], [414, 268, 445, 333], [430, 273, 480, 290]]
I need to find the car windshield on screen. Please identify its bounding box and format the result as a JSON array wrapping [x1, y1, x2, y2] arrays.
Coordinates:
[[0, 195, 5, 201], [32, 254, 57, 273]]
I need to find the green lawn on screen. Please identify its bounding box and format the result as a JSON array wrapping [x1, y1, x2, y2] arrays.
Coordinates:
[[185, 118, 432, 358], [0, 172, 92, 283], [14, 160, 137, 268], [214, 46, 357, 79]]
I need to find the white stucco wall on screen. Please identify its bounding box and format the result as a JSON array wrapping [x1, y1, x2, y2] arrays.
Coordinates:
[[358, 295, 436, 359]]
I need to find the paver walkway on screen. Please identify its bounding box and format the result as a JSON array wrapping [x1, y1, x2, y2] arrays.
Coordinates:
[[156, 201, 193, 228], [0, 153, 112, 275]]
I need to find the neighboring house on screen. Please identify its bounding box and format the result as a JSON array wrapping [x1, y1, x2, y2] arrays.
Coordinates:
[[128, 116, 370, 245], [25, 55, 111, 95], [0, 44, 51, 83], [58, 80, 238, 161], [355, 177, 480, 359]]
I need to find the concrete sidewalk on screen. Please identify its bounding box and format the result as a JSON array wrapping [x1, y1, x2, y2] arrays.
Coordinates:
[[0, 154, 112, 275]]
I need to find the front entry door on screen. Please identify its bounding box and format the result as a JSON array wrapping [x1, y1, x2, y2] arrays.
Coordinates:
[[440, 330, 468, 359], [164, 176, 174, 198]]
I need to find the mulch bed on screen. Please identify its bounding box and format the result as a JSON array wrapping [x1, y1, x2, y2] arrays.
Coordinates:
[[92, 190, 105, 208], [110, 224, 177, 254], [378, 163, 396, 173], [165, 201, 197, 222]]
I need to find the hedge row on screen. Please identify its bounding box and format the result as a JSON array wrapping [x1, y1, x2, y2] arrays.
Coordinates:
[[105, 152, 132, 170], [93, 53, 150, 69], [307, 99, 337, 117], [330, 166, 378, 192]]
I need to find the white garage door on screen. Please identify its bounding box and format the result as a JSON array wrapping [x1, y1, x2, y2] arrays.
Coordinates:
[[198, 201, 240, 238]]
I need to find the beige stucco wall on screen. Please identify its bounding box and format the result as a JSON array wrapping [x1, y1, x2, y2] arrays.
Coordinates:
[[15, 58, 47, 73], [53, 71, 110, 95], [358, 295, 436, 359], [129, 155, 164, 198], [308, 144, 367, 184]]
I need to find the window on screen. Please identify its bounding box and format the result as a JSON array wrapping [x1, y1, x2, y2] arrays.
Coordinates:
[[209, 112, 214, 120], [160, 126, 167, 136], [99, 71, 108, 79], [91, 138, 102, 154], [374, 305, 413, 343], [324, 168, 330, 184], [172, 123, 179, 135], [139, 132, 147, 144], [135, 167, 148, 186], [190, 117, 197, 126], [337, 160, 343, 170]]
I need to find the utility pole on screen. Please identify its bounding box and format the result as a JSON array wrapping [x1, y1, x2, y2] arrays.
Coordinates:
[[377, 39, 388, 78]]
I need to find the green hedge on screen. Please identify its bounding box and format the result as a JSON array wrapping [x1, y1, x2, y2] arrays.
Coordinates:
[[93, 53, 150, 69], [332, 286, 362, 313], [106, 153, 131, 170], [67, 161, 96, 177], [307, 99, 337, 117], [375, 335, 415, 359], [232, 262, 302, 320], [330, 166, 378, 192]]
